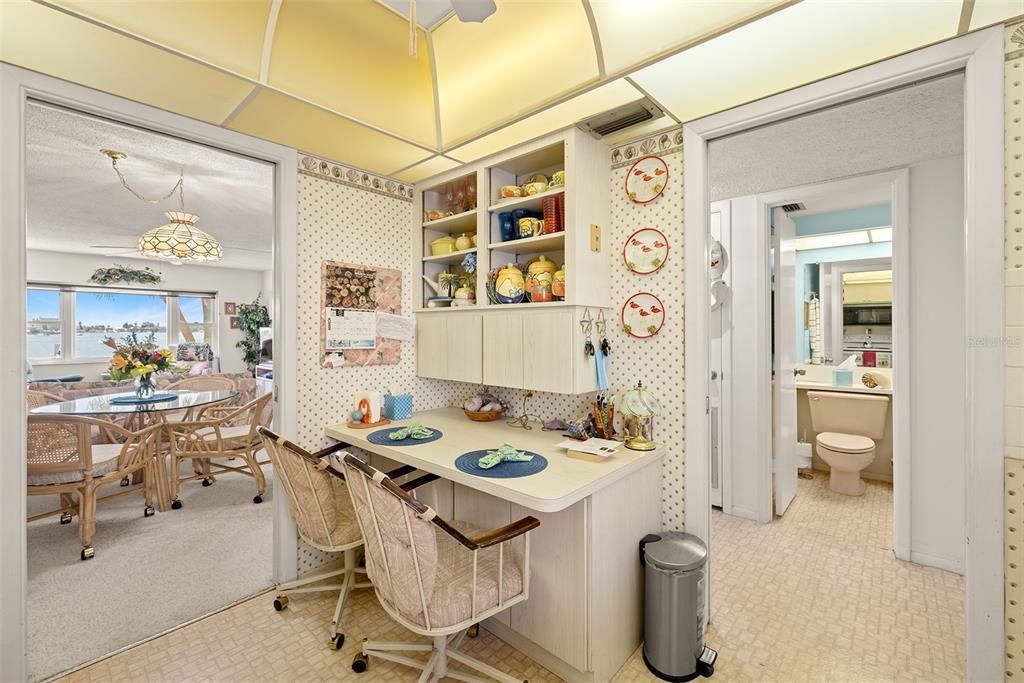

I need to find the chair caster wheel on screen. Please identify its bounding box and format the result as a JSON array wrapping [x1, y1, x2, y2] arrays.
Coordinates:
[[329, 633, 345, 650], [59, 512, 72, 525], [143, 505, 155, 517], [171, 499, 183, 510], [467, 623, 480, 638], [351, 653, 368, 673], [120, 476, 130, 487], [253, 495, 263, 504], [81, 546, 95, 561], [273, 596, 288, 611], [202, 477, 214, 487]]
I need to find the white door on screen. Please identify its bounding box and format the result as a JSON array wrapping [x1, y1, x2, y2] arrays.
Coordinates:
[[709, 202, 729, 509], [772, 207, 798, 515]]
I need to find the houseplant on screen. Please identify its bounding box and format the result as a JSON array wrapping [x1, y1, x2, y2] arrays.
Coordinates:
[[102, 331, 176, 399], [235, 294, 271, 375]]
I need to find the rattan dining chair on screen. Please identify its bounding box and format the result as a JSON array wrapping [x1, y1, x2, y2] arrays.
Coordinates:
[[167, 392, 272, 507], [341, 453, 540, 683], [256, 427, 373, 650], [162, 374, 238, 479], [27, 414, 162, 560]]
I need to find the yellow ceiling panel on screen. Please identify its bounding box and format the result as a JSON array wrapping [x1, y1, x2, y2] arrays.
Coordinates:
[[0, 1, 257, 125], [433, 0, 599, 147], [227, 88, 431, 175], [589, 0, 786, 75], [446, 79, 643, 163], [53, 0, 271, 80], [970, 0, 1024, 29], [268, 0, 436, 147], [393, 156, 462, 183], [630, 0, 961, 124]]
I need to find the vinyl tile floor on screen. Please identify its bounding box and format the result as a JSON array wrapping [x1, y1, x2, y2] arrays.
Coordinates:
[[56, 475, 964, 683]]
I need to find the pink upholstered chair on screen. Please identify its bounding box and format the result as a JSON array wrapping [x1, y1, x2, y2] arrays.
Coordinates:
[[341, 453, 539, 683]]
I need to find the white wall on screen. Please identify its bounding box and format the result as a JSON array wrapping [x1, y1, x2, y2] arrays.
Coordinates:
[[26, 250, 265, 377], [907, 154, 964, 572]]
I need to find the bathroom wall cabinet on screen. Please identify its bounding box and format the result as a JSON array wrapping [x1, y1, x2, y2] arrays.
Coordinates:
[[416, 305, 606, 394]]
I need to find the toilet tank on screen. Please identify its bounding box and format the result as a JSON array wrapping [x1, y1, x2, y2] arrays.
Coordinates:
[[807, 391, 890, 440]]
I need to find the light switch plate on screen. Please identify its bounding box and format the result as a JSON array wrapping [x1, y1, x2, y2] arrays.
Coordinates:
[[590, 224, 601, 252]]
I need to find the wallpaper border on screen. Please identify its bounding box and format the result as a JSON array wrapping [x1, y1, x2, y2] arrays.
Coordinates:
[[298, 153, 414, 202], [610, 127, 683, 169]]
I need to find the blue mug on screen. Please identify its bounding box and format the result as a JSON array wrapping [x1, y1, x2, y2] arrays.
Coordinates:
[[499, 212, 516, 242]]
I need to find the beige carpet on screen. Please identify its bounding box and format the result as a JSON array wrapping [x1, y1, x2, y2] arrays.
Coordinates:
[[27, 462, 274, 682]]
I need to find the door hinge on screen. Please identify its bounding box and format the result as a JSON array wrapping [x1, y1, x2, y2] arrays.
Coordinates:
[[273, 384, 279, 402], [706, 396, 710, 414]]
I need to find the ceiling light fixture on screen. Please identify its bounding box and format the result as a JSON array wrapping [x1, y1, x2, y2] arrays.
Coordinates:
[[100, 149, 223, 263]]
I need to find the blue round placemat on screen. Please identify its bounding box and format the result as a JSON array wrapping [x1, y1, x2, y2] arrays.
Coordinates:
[[110, 393, 178, 405], [367, 427, 444, 446], [454, 450, 548, 478]]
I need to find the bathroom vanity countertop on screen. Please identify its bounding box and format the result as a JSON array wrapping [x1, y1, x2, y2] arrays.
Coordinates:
[[796, 380, 892, 395]]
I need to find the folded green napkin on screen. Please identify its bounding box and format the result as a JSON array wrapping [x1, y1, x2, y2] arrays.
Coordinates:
[[477, 443, 534, 469], [388, 422, 435, 441]]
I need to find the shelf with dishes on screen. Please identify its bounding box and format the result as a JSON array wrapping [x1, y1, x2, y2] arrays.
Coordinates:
[[421, 208, 477, 231], [414, 128, 608, 312]]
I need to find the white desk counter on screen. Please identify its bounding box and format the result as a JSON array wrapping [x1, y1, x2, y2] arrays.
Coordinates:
[[325, 407, 664, 683], [326, 407, 661, 513]]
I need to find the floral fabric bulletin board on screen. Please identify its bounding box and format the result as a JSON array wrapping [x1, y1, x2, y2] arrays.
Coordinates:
[[320, 260, 402, 368]]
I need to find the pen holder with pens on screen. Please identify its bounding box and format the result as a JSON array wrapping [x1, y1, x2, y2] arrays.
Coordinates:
[[383, 392, 414, 420]]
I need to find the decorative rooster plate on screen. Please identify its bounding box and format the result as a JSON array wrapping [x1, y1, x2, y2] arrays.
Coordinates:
[[623, 228, 669, 274], [625, 155, 669, 204], [621, 292, 665, 338]]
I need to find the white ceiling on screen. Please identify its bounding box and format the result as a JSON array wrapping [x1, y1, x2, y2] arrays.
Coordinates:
[[709, 73, 965, 201], [25, 102, 274, 271]]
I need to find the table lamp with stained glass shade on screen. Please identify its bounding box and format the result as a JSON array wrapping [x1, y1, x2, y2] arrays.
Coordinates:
[[618, 380, 661, 451]]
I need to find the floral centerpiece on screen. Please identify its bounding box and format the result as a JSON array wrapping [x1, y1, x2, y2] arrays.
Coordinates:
[[101, 332, 176, 399]]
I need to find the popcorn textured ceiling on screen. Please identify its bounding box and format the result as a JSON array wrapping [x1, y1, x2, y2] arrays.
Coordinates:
[[2, 0, 1019, 179]]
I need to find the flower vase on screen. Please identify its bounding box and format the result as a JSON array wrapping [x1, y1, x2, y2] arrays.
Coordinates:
[[135, 373, 156, 400]]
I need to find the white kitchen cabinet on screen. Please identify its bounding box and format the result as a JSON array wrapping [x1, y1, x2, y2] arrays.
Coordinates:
[[522, 309, 575, 394], [416, 314, 448, 380], [483, 310, 524, 388], [445, 313, 483, 384], [418, 306, 603, 394]]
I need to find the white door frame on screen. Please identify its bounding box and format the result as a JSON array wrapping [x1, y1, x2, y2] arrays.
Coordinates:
[[683, 27, 1004, 680], [0, 64, 300, 682]]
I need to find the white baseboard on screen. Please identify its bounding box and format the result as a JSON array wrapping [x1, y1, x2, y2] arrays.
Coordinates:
[[910, 551, 964, 575]]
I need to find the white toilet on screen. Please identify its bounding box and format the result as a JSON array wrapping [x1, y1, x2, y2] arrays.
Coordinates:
[[807, 391, 890, 496]]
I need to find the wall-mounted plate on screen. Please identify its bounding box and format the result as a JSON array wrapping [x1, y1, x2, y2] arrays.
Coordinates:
[[623, 227, 669, 274], [621, 291, 665, 338], [624, 155, 669, 204]]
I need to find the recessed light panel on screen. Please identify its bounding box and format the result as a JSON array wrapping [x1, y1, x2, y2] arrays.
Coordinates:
[[795, 231, 870, 251]]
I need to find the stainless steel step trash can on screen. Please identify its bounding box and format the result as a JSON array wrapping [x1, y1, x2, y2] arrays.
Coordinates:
[[639, 532, 717, 681]]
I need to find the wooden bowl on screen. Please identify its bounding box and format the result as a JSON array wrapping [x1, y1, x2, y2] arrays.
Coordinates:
[[464, 409, 503, 422]]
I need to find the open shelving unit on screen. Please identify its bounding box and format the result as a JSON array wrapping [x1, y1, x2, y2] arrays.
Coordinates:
[[414, 128, 609, 312]]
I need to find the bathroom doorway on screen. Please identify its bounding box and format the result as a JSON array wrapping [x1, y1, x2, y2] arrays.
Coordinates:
[[684, 40, 1000, 675]]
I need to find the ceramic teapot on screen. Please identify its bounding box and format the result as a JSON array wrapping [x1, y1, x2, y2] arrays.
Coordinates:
[[553, 264, 566, 299], [495, 263, 525, 304]]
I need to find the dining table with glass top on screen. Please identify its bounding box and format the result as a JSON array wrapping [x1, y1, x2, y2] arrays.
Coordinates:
[[31, 390, 239, 511]]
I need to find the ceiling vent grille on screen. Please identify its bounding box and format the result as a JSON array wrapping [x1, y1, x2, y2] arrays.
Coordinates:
[[781, 202, 805, 213], [578, 98, 665, 138]]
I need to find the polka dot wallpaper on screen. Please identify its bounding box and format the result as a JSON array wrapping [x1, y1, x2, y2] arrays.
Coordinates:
[[1006, 18, 1024, 679], [295, 156, 480, 571], [491, 136, 687, 531]]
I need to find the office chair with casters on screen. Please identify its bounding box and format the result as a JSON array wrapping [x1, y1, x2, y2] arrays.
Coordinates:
[[257, 426, 371, 650], [341, 453, 540, 683]]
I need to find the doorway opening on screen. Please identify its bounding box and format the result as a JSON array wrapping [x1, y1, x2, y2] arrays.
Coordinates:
[[682, 28, 1008, 675], [21, 100, 280, 680]]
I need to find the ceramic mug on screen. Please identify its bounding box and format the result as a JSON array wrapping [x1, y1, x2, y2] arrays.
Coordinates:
[[500, 185, 523, 199], [518, 217, 543, 238], [549, 170, 565, 187], [522, 181, 548, 196]]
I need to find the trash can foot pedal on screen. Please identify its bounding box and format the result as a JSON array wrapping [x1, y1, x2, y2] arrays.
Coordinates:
[[697, 647, 717, 678]]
